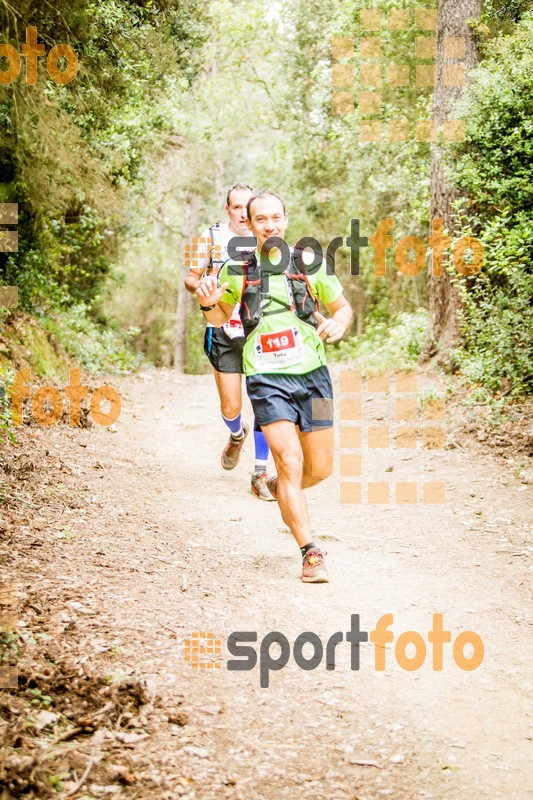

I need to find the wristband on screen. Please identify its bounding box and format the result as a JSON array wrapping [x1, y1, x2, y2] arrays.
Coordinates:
[[199, 304, 215, 312]]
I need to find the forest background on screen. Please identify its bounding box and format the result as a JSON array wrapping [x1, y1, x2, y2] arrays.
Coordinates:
[[0, 0, 531, 418]]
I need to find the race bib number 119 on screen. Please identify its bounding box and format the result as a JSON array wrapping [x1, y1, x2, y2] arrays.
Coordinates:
[[256, 327, 305, 367]]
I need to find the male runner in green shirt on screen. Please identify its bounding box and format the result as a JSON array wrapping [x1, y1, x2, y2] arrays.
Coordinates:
[[196, 190, 352, 582]]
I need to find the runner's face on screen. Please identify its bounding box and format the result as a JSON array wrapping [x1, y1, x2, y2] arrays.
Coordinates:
[[226, 190, 253, 235], [246, 196, 288, 251]]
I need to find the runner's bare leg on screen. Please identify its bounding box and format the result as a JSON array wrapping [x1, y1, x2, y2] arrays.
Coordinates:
[[298, 427, 334, 489], [213, 370, 242, 420], [261, 420, 312, 547]]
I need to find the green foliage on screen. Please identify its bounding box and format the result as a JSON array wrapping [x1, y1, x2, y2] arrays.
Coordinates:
[[451, 14, 533, 395], [331, 309, 429, 373], [44, 304, 142, 375], [452, 216, 532, 394], [106, 212, 183, 368], [26, 687, 52, 708], [254, 0, 432, 337], [3, 207, 117, 312], [0, 310, 66, 377], [483, 0, 533, 25], [1, 0, 527, 391], [0, 0, 210, 371], [418, 387, 445, 406], [0, 382, 14, 445], [453, 19, 533, 215], [47, 774, 68, 791]]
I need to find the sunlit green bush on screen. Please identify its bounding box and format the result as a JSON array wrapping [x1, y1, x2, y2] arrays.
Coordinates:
[[451, 13, 533, 394], [331, 309, 429, 373]]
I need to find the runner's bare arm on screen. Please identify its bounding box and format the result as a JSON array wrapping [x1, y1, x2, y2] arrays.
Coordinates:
[[195, 276, 234, 326], [184, 267, 203, 294], [316, 295, 353, 343]]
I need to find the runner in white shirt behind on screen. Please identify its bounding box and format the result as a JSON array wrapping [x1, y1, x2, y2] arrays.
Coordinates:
[[184, 183, 274, 501]]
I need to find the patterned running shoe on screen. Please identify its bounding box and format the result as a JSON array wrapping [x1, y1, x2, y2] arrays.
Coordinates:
[[266, 475, 278, 501], [301, 548, 329, 583], [251, 471, 276, 501], [221, 422, 249, 470]]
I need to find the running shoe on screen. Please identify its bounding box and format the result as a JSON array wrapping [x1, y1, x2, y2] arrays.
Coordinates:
[[266, 475, 278, 500], [221, 422, 249, 470], [251, 471, 275, 501], [301, 548, 329, 583]]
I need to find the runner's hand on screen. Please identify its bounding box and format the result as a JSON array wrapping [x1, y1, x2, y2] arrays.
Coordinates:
[[196, 275, 229, 307], [315, 311, 345, 343]]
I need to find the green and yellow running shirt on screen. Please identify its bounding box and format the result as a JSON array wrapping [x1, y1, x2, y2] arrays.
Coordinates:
[[219, 252, 343, 376]]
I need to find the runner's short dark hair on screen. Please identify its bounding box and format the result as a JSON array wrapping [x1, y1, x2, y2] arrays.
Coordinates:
[[226, 183, 254, 206], [247, 190, 286, 220]]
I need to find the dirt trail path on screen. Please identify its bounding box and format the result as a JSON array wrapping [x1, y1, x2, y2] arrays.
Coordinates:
[[4, 367, 532, 799]]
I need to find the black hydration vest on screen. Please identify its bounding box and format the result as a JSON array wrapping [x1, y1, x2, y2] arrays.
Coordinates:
[[238, 251, 319, 338]]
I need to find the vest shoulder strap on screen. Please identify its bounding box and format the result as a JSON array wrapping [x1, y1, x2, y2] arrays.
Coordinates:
[[206, 222, 222, 273]]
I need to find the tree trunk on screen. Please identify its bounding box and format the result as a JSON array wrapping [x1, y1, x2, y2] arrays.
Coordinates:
[[174, 196, 199, 372], [422, 0, 480, 364]]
